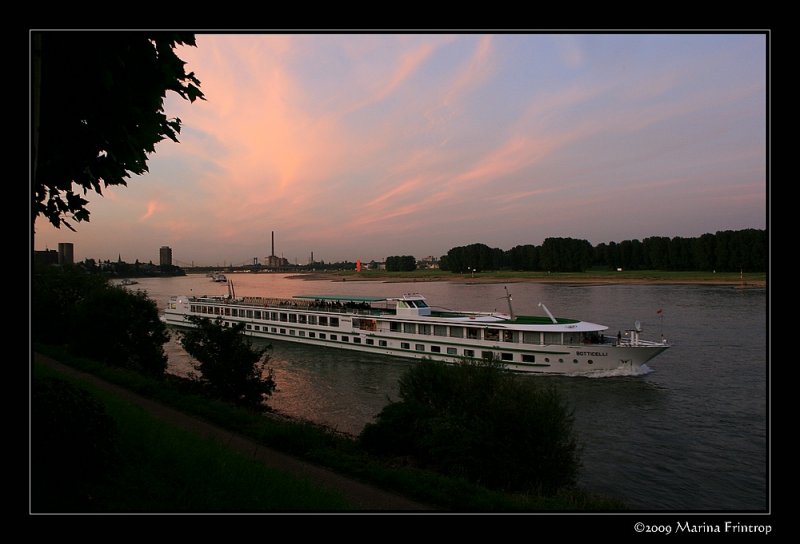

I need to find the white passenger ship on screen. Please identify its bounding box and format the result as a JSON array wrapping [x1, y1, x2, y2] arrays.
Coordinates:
[[163, 288, 669, 374]]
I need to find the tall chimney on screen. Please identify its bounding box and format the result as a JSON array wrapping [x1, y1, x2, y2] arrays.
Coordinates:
[[271, 231, 275, 257]]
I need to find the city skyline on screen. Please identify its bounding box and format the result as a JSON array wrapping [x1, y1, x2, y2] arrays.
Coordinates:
[[33, 33, 767, 265]]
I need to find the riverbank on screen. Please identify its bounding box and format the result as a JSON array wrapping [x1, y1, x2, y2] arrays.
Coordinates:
[[285, 270, 766, 287], [34, 353, 421, 511], [32, 345, 626, 512]]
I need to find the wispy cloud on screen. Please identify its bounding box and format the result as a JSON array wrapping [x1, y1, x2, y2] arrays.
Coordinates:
[[370, 43, 435, 105], [442, 35, 494, 107], [139, 200, 164, 222], [452, 135, 557, 186]]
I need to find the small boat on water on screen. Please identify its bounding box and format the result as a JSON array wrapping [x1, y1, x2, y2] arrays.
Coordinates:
[[120, 278, 139, 286], [210, 273, 228, 282], [163, 286, 669, 375]]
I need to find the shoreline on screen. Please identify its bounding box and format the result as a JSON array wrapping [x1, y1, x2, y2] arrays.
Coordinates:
[[284, 272, 766, 288]]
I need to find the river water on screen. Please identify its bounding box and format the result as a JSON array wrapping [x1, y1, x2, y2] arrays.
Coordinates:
[[136, 273, 767, 511]]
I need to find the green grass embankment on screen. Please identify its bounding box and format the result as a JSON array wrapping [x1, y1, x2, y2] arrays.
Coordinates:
[[33, 343, 627, 511], [33, 360, 352, 512]]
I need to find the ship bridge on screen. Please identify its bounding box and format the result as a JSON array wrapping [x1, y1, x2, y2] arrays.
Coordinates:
[[387, 294, 431, 317]]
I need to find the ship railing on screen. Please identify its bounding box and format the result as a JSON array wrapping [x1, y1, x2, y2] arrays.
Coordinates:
[[187, 295, 392, 317]]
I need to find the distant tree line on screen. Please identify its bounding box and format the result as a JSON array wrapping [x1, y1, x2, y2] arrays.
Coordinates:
[[439, 229, 766, 273], [78, 258, 185, 277], [300, 260, 357, 271], [385, 255, 417, 272]]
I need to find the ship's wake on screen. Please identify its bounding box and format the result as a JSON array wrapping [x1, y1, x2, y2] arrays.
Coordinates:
[[582, 363, 654, 379]]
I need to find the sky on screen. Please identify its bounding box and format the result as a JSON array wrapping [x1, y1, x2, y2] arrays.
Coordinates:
[[34, 33, 767, 266]]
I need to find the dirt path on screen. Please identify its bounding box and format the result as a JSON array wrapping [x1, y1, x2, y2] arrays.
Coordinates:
[[34, 353, 430, 512]]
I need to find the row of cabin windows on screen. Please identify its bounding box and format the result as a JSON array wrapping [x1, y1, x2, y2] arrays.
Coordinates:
[[190, 305, 339, 327], [235, 323, 370, 345], [234, 328, 524, 364], [385, 322, 576, 345], [396, 343, 538, 363], [226, 322, 552, 364]]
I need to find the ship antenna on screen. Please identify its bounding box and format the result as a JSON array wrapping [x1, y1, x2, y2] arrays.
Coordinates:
[[538, 302, 558, 324]]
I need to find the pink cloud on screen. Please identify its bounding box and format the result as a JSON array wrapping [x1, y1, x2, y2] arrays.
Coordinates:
[[453, 136, 556, 186], [139, 199, 164, 222], [366, 42, 435, 106], [158, 35, 476, 251], [161, 37, 356, 233], [489, 187, 563, 205], [442, 35, 494, 107], [365, 176, 426, 208]]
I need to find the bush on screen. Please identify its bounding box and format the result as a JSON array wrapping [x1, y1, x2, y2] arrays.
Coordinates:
[[32, 265, 108, 345], [32, 377, 117, 510], [71, 286, 169, 375], [179, 316, 276, 409], [32, 266, 169, 376], [360, 359, 580, 494]]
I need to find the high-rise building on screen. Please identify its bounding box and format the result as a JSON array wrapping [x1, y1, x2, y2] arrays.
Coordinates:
[[160, 246, 173, 267], [58, 243, 74, 265]]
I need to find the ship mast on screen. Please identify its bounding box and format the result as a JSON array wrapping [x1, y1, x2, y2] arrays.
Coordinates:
[[501, 286, 515, 320]]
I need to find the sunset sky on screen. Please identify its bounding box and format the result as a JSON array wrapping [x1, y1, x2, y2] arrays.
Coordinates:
[[34, 33, 767, 266]]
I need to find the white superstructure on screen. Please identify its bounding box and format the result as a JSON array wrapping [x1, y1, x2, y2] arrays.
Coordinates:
[[163, 291, 668, 374]]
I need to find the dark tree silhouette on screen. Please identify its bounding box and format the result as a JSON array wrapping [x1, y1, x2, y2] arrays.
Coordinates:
[[32, 31, 204, 230], [360, 359, 580, 494], [180, 316, 277, 408], [386, 255, 417, 271]]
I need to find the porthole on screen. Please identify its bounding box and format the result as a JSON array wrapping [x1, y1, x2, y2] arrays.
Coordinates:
[[559, 358, 564, 363], [588, 359, 594, 365], [573, 359, 578, 364], [544, 358, 550, 363]]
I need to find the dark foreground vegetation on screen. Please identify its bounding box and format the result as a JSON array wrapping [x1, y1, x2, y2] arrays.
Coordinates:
[[33, 346, 623, 511], [32, 365, 351, 512], [180, 316, 277, 408], [33, 265, 169, 375], [362, 359, 579, 495]]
